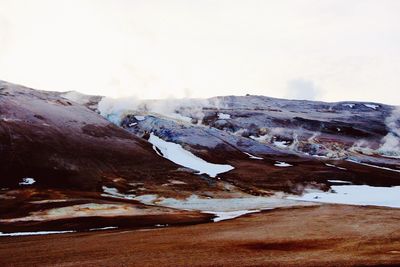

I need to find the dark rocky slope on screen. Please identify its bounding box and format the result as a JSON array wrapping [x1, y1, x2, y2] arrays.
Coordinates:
[[0, 81, 210, 192]]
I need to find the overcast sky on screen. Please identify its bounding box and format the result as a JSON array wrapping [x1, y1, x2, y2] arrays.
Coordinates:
[[0, 0, 399, 104]]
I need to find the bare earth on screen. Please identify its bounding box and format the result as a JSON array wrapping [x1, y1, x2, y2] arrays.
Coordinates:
[[1, 204, 400, 267]]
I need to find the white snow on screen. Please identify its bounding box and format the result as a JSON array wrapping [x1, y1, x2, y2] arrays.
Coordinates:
[[217, 113, 231, 119], [204, 210, 261, 222], [342, 103, 355, 108], [134, 194, 159, 203], [325, 163, 347, 170], [274, 161, 293, 167], [135, 115, 145, 121], [0, 226, 118, 237], [148, 133, 234, 177], [128, 122, 137, 127], [134, 194, 316, 222], [243, 152, 263, 160], [273, 140, 290, 148], [311, 154, 329, 159], [288, 185, 400, 208], [0, 230, 75, 237], [19, 177, 36, 186], [101, 186, 135, 200], [364, 104, 379, 110]]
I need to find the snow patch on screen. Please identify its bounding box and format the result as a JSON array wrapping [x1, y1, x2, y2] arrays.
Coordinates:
[[217, 113, 231, 119], [19, 177, 35, 186], [132, 193, 318, 222], [311, 154, 329, 159], [274, 161, 293, 167], [0, 230, 75, 237], [342, 103, 355, 108], [205, 210, 261, 222], [135, 115, 145, 121], [288, 185, 400, 208], [134, 194, 158, 203], [243, 152, 263, 160], [0, 226, 118, 237], [148, 133, 234, 177], [364, 104, 379, 110]]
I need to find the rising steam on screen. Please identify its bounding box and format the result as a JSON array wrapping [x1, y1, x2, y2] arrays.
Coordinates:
[[378, 106, 400, 158], [98, 96, 227, 125]]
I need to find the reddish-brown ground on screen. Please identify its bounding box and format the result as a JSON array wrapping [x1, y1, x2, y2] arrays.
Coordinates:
[[222, 158, 400, 194], [1, 204, 400, 267]]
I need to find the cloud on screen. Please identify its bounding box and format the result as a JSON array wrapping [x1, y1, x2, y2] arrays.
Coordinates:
[[285, 79, 321, 101]]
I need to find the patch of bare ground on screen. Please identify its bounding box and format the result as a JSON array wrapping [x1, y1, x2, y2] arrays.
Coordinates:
[[1, 204, 400, 266], [221, 158, 400, 194]]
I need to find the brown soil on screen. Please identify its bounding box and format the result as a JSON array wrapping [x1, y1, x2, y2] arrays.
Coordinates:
[[1, 204, 400, 267], [222, 158, 400, 194]]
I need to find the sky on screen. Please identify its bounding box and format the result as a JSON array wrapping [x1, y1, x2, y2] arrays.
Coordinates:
[[0, 0, 399, 104]]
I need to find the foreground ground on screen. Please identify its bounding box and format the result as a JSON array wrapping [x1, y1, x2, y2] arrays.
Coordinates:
[[1, 204, 400, 267]]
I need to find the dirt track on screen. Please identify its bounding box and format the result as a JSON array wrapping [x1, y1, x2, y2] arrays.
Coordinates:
[[1, 204, 400, 266]]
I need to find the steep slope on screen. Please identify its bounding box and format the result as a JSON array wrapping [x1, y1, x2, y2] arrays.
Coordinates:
[[0, 80, 211, 192], [0, 81, 218, 233]]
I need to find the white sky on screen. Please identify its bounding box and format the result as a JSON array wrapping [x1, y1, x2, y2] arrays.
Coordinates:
[[0, 0, 399, 104]]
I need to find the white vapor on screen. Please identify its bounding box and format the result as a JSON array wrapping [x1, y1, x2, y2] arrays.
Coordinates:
[[378, 106, 400, 158], [98, 97, 211, 125]]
